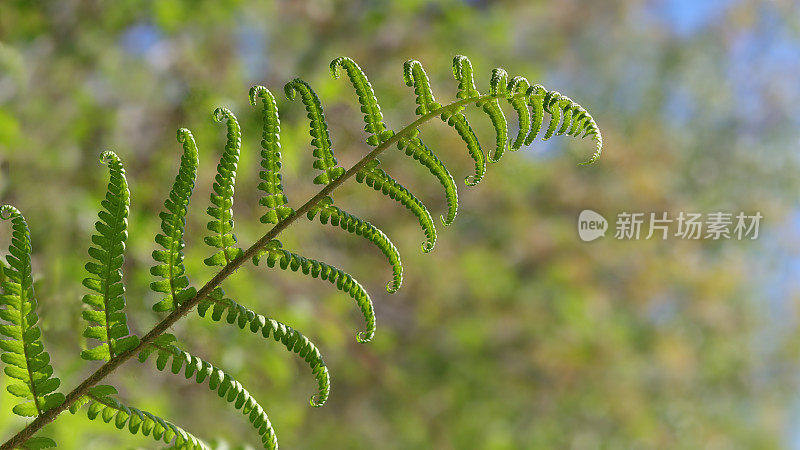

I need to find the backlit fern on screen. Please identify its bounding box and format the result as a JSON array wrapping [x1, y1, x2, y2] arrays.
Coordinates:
[[0, 55, 601, 449]]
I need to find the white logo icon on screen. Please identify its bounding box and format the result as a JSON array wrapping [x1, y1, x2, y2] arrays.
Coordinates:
[[578, 209, 607, 241]]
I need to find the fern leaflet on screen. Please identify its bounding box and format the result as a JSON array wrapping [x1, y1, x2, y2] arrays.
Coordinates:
[[253, 240, 375, 343], [139, 334, 278, 449], [307, 197, 402, 293], [506, 76, 531, 150], [330, 57, 395, 146], [396, 133, 458, 225], [356, 160, 436, 252], [542, 90, 562, 140], [479, 67, 510, 163], [204, 108, 245, 267], [81, 151, 139, 361], [197, 289, 330, 407], [151, 128, 199, 312], [284, 79, 345, 185], [70, 384, 208, 449], [0, 205, 65, 420], [251, 86, 294, 225]]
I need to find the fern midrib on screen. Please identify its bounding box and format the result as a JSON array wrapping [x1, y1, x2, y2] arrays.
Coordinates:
[[0, 91, 526, 450], [215, 197, 233, 266], [219, 228, 232, 265], [17, 275, 42, 416], [101, 194, 126, 358], [217, 120, 238, 267], [166, 213, 184, 307]]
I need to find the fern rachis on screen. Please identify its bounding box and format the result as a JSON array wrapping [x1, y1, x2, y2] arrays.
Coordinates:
[[0, 55, 601, 449]]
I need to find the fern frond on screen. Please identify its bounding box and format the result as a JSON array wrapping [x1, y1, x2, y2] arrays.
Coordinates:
[[404, 59, 485, 185], [330, 57, 395, 147], [250, 86, 295, 225], [506, 76, 531, 151], [480, 67, 509, 163], [81, 152, 139, 361], [139, 335, 278, 449], [284, 79, 345, 186], [151, 129, 199, 313], [197, 289, 330, 406], [253, 240, 375, 343], [307, 197, 402, 293], [204, 108, 245, 268], [396, 134, 458, 226], [71, 384, 208, 449], [356, 161, 436, 253], [0, 205, 65, 418]]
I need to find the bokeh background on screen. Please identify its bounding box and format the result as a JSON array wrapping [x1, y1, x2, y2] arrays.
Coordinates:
[[2, 0, 800, 448]]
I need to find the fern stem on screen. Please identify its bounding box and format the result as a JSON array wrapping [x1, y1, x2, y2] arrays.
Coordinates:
[[0, 92, 519, 450]]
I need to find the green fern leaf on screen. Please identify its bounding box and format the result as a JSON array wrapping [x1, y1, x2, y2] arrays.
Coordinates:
[[506, 76, 531, 151], [197, 290, 330, 406], [356, 161, 436, 253], [396, 133, 458, 226], [139, 335, 278, 449], [556, 96, 575, 136], [402, 59, 442, 115], [72, 384, 208, 449], [81, 152, 139, 361], [151, 128, 199, 312], [252, 240, 375, 343], [284, 79, 345, 186], [250, 86, 295, 225], [447, 113, 486, 185], [307, 197, 402, 293], [452, 55, 481, 100], [204, 108, 245, 268], [330, 57, 395, 146], [524, 84, 546, 146], [481, 67, 510, 163], [542, 90, 563, 141], [0, 206, 65, 419], [404, 59, 485, 185]]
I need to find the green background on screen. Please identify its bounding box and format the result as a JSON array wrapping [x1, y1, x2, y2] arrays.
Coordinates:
[[2, 1, 800, 448]]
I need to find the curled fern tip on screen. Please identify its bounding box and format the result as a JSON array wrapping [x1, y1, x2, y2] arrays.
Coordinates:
[[0, 204, 18, 220]]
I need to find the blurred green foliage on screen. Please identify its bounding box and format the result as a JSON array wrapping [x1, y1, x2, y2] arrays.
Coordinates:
[[1, 0, 800, 448]]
